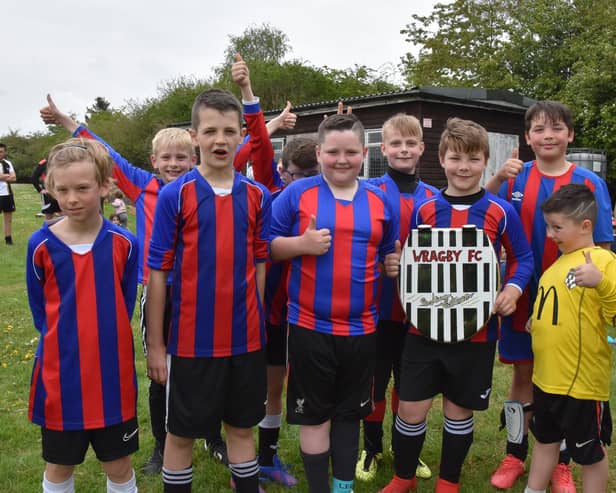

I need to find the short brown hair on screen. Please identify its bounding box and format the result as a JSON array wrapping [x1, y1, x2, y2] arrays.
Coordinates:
[[317, 114, 365, 146], [46, 138, 113, 192], [525, 101, 574, 132], [382, 113, 422, 141], [191, 88, 243, 130], [281, 137, 318, 170], [438, 118, 489, 161], [541, 183, 597, 225]]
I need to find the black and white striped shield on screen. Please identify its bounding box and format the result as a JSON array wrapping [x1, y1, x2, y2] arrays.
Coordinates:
[[400, 225, 501, 343]]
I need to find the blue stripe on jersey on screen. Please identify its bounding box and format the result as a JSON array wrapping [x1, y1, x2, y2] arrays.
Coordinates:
[[93, 238, 121, 426], [49, 245, 84, 427], [316, 184, 335, 332], [232, 185, 249, 352]]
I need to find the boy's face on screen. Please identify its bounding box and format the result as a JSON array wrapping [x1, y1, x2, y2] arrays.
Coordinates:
[[381, 129, 424, 174], [0, 147, 6, 160], [111, 216, 121, 225], [544, 212, 592, 254], [278, 161, 320, 186], [51, 160, 110, 223], [190, 108, 243, 172], [317, 130, 367, 189], [440, 149, 486, 196], [525, 114, 574, 164], [150, 143, 195, 183]]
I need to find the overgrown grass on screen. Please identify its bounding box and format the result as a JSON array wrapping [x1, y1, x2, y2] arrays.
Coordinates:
[[1, 184, 615, 492]]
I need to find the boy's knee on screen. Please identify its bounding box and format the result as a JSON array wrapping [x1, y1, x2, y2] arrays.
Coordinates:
[[101, 455, 133, 483], [44, 463, 75, 483]]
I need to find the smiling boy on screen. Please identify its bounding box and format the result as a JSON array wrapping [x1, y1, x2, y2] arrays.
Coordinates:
[[270, 113, 400, 493]]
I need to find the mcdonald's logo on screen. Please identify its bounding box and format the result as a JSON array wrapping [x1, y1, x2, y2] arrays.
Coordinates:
[[535, 285, 558, 326]]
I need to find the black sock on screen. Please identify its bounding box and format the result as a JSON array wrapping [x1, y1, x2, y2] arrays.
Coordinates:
[[506, 434, 529, 462], [363, 420, 384, 453], [162, 465, 192, 492], [5, 235, 12, 245], [258, 426, 280, 466], [330, 420, 360, 481], [149, 380, 167, 448], [392, 415, 425, 479], [301, 449, 331, 493], [440, 415, 474, 484], [230, 459, 260, 493]]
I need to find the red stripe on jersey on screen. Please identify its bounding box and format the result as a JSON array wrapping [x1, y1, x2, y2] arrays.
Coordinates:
[[40, 246, 63, 427], [362, 192, 385, 331], [177, 186, 199, 356], [295, 188, 318, 329], [74, 253, 105, 427], [112, 235, 137, 421], [541, 168, 575, 272], [519, 167, 541, 243], [214, 195, 235, 352], [331, 202, 354, 334], [244, 188, 262, 350], [449, 206, 470, 227], [141, 180, 161, 284]]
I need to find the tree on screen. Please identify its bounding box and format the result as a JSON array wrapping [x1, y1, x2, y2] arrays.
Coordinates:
[[86, 96, 112, 121], [222, 23, 290, 65]]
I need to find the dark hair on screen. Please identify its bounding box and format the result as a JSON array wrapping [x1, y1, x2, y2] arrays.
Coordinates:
[[541, 183, 597, 224], [525, 101, 574, 132], [317, 114, 365, 146], [0, 143, 6, 150], [438, 118, 489, 160], [191, 88, 243, 130], [281, 137, 318, 170]]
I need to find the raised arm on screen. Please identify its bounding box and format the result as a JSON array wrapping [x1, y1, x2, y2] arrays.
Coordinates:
[[40, 94, 79, 134]]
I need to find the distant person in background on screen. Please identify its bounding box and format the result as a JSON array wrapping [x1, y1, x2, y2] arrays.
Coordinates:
[[0, 143, 16, 245], [32, 158, 62, 221], [109, 213, 122, 227], [111, 190, 128, 228]]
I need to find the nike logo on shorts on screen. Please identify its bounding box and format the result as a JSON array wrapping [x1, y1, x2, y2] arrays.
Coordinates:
[[360, 399, 371, 408], [575, 439, 594, 448], [123, 428, 139, 442]]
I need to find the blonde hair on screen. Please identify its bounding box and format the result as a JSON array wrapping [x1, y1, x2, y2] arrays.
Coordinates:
[[151, 128, 195, 156], [46, 138, 113, 191], [438, 118, 489, 161], [382, 113, 423, 141]]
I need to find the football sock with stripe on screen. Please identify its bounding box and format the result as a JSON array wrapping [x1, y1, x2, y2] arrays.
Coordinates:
[[162, 465, 192, 492], [440, 415, 474, 483], [229, 459, 260, 492], [392, 415, 426, 479]]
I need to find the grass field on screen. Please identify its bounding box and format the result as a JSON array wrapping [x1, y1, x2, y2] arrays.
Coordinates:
[[1, 184, 615, 492]]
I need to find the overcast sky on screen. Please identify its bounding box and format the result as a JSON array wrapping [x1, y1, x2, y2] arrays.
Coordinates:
[[4, 0, 440, 136]]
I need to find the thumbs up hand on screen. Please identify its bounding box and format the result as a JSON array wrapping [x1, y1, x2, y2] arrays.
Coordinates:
[[231, 53, 250, 88], [302, 215, 332, 255], [383, 240, 402, 278], [496, 147, 523, 181], [573, 250, 603, 288]]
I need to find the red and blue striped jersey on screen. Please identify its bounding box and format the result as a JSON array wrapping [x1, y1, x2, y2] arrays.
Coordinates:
[[148, 169, 271, 357], [271, 176, 399, 336], [498, 161, 614, 330], [264, 189, 290, 326], [73, 100, 269, 284], [410, 190, 534, 342], [26, 220, 139, 431], [368, 175, 438, 322]]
